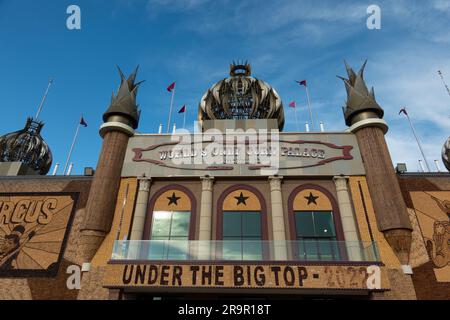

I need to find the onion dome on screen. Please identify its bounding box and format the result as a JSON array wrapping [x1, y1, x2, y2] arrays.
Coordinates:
[[442, 136, 450, 171], [339, 60, 384, 126], [198, 62, 285, 130], [103, 66, 143, 130], [0, 118, 52, 175]]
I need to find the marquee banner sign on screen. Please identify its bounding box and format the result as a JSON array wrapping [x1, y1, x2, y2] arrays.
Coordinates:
[[121, 133, 365, 177], [103, 263, 389, 291], [0, 193, 77, 277]]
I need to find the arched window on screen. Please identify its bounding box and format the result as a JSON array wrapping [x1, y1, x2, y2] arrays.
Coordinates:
[[217, 185, 268, 260], [288, 185, 344, 261], [143, 185, 196, 260]]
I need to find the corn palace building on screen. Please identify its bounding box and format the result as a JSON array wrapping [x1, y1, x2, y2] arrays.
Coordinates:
[[0, 62, 449, 300]]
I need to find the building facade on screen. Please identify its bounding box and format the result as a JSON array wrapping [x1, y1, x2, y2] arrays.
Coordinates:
[[0, 62, 449, 300]]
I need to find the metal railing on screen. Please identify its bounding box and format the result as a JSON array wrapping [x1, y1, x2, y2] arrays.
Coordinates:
[[111, 240, 380, 262]]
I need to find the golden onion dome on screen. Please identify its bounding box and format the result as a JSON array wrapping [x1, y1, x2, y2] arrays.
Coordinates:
[[0, 118, 53, 175], [198, 63, 285, 130]]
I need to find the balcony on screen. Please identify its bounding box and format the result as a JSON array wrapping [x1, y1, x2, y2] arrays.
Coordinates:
[[111, 240, 380, 263]]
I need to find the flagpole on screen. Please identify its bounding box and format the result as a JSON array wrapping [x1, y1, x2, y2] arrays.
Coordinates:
[[167, 87, 175, 133], [405, 112, 431, 172], [183, 106, 187, 129], [63, 121, 81, 175], [294, 106, 300, 132], [35, 78, 54, 121], [438, 70, 450, 98], [304, 85, 315, 131]]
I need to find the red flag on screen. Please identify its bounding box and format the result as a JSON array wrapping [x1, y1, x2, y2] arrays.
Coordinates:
[[289, 101, 296, 108], [80, 116, 88, 127], [167, 82, 176, 92], [399, 108, 408, 116], [178, 105, 186, 113], [296, 80, 307, 86]]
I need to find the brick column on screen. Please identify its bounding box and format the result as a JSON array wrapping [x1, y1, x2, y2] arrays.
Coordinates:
[[354, 126, 412, 268], [78, 130, 130, 263]]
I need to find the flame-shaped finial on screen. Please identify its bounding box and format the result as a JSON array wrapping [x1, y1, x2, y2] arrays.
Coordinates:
[[339, 60, 384, 126], [103, 66, 144, 129]]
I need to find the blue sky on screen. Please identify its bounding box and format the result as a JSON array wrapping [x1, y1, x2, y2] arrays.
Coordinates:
[[0, 0, 449, 174]]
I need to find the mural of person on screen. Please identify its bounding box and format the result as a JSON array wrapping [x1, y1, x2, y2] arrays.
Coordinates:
[[426, 221, 450, 269], [425, 195, 450, 269], [431, 195, 450, 218], [0, 225, 35, 270]]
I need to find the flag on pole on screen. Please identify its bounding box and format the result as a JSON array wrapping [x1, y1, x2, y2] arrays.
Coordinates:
[[63, 115, 87, 175], [296, 79, 314, 130], [179, 105, 187, 129], [166, 82, 177, 133], [289, 101, 300, 131], [399, 108, 408, 116], [80, 116, 88, 127], [167, 82, 176, 92]]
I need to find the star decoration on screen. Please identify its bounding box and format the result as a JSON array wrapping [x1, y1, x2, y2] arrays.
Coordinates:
[[304, 192, 319, 205], [167, 192, 181, 206], [234, 192, 249, 206]]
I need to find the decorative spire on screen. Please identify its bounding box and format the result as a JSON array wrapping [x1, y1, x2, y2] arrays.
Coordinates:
[[103, 66, 144, 129], [339, 60, 384, 126]]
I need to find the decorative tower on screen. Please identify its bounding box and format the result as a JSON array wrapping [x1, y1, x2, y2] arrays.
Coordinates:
[[0, 118, 53, 175], [78, 66, 143, 263], [340, 61, 413, 271], [198, 62, 285, 131]]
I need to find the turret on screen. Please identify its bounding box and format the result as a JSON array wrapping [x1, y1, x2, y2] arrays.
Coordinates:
[[0, 118, 53, 175], [78, 66, 143, 263], [198, 62, 285, 131], [340, 61, 413, 271]]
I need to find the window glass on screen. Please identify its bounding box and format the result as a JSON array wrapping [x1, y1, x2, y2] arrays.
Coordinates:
[[222, 240, 242, 260], [171, 211, 190, 237], [242, 212, 261, 237], [223, 213, 242, 238], [297, 240, 319, 261], [149, 210, 191, 260], [151, 211, 171, 237], [243, 240, 263, 260], [151, 211, 191, 240], [295, 212, 315, 237], [314, 212, 336, 237], [222, 211, 262, 260], [294, 210, 339, 261]]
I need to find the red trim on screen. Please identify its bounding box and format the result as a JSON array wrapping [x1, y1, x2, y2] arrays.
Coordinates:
[[143, 185, 197, 240], [216, 184, 269, 241]]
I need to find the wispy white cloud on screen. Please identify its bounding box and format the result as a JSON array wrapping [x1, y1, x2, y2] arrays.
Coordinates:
[[433, 0, 450, 13]]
